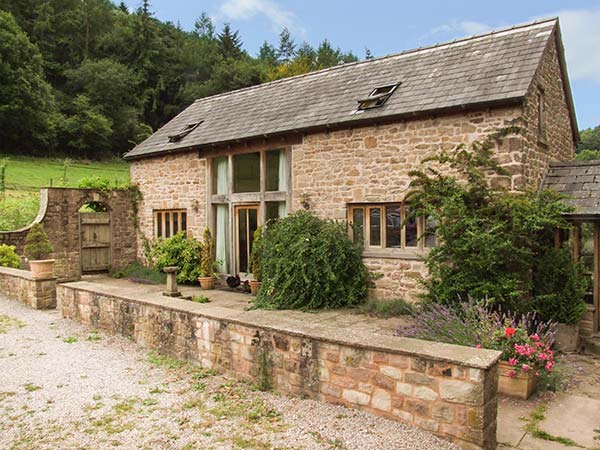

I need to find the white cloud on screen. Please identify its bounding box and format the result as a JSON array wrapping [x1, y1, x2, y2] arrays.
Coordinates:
[[549, 8, 600, 83], [215, 0, 304, 34], [429, 20, 492, 37]]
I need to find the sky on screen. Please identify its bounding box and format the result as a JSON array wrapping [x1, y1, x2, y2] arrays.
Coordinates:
[[124, 0, 600, 130]]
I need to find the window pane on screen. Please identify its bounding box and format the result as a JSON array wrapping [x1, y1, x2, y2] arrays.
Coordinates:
[[266, 150, 280, 191], [369, 208, 381, 246], [238, 209, 248, 273], [266, 202, 286, 221], [165, 212, 171, 238], [425, 216, 437, 248], [385, 204, 401, 248], [156, 212, 162, 238], [213, 157, 229, 195], [234, 153, 260, 192], [172, 212, 179, 235], [215, 205, 228, 272], [181, 212, 187, 232], [352, 208, 364, 243], [405, 208, 417, 247]]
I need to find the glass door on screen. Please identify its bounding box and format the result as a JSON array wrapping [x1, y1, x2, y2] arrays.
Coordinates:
[[235, 205, 259, 274]]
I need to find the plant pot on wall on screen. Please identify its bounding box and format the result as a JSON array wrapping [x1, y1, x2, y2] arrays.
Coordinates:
[[249, 280, 262, 296], [29, 259, 55, 280], [498, 361, 538, 400], [198, 276, 215, 290], [555, 323, 580, 353]]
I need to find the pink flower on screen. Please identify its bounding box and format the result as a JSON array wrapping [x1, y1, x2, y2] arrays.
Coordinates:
[[476, 343, 482, 349], [535, 371, 540, 377], [521, 364, 530, 372], [508, 358, 518, 366], [538, 353, 547, 361], [507, 370, 516, 378], [505, 327, 516, 338], [545, 361, 554, 371], [531, 334, 539, 342]]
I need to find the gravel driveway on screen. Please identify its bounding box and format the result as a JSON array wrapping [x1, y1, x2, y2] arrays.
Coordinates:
[[0, 294, 458, 450]]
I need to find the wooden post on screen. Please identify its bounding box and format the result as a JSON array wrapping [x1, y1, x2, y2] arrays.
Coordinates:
[[594, 222, 600, 333], [572, 223, 581, 261]]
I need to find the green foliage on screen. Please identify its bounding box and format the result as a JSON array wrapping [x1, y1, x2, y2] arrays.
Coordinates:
[[250, 226, 264, 281], [254, 211, 369, 310], [77, 175, 130, 191], [532, 247, 587, 324], [150, 232, 203, 283], [578, 125, 600, 152], [574, 149, 600, 161], [191, 295, 210, 304], [0, 195, 39, 231], [408, 127, 574, 310], [200, 227, 216, 278], [0, 2, 357, 158], [0, 244, 21, 268], [23, 223, 53, 260], [358, 298, 415, 318], [0, 11, 58, 153], [110, 262, 166, 284]]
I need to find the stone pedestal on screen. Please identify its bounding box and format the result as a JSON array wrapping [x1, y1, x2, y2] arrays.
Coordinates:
[[162, 266, 181, 297]]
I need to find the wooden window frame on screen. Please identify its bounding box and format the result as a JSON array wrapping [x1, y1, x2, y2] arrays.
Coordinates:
[[153, 209, 187, 239], [348, 203, 434, 257]]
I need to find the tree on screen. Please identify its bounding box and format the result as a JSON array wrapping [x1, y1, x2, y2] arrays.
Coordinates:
[[218, 24, 243, 59], [258, 41, 278, 67], [0, 11, 58, 153], [277, 27, 296, 63], [365, 48, 374, 60], [118, 1, 128, 13], [578, 125, 600, 151], [194, 12, 214, 39]]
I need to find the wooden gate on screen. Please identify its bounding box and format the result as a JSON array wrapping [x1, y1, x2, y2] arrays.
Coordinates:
[[80, 212, 111, 272]]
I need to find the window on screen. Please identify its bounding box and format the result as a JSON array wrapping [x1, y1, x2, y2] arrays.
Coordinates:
[[234, 152, 260, 192], [154, 209, 187, 239], [349, 203, 435, 251], [266, 149, 287, 191], [357, 82, 400, 110], [168, 121, 203, 142]]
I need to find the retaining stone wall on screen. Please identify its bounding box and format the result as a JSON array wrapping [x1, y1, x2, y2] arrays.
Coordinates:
[[0, 267, 56, 309]]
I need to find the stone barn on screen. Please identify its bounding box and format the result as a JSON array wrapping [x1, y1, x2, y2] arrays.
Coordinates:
[[125, 18, 578, 301]]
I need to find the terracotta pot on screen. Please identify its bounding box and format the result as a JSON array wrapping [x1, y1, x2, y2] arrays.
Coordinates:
[[29, 259, 55, 280], [555, 323, 580, 353], [198, 276, 215, 290], [498, 361, 537, 399], [249, 280, 262, 296]]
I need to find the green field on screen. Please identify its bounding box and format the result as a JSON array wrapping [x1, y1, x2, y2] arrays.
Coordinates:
[[0, 155, 130, 231]]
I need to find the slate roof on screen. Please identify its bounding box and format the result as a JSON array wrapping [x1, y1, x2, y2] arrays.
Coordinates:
[[542, 161, 600, 217], [125, 18, 566, 160]]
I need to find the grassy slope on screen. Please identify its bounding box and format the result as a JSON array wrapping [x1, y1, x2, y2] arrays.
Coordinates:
[[0, 155, 130, 230]]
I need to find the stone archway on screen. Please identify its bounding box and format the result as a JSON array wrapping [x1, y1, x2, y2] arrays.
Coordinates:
[[0, 188, 137, 280]]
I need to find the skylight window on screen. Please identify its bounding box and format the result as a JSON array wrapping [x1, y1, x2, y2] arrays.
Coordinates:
[[357, 83, 400, 110], [168, 121, 203, 143]]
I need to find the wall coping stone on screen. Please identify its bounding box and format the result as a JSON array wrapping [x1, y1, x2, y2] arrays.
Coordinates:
[[0, 266, 57, 282], [59, 280, 501, 369]]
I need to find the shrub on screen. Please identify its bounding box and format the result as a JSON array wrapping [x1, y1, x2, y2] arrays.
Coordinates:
[[254, 211, 369, 310], [23, 223, 53, 260], [150, 232, 202, 283], [199, 227, 216, 278], [397, 298, 557, 350], [408, 127, 573, 311], [0, 244, 20, 268], [77, 175, 129, 190], [250, 226, 264, 281], [358, 298, 415, 318], [532, 247, 587, 324]]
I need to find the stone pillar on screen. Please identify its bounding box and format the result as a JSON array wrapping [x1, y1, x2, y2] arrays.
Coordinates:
[[162, 266, 181, 297]]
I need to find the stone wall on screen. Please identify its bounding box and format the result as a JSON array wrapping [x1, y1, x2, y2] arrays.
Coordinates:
[[0, 188, 137, 280], [0, 267, 56, 309], [58, 282, 500, 450], [521, 33, 576, 189], [130, 152, 206, 261]]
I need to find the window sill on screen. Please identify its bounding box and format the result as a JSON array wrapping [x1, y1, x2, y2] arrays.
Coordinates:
[[362, 248, 429, 260]]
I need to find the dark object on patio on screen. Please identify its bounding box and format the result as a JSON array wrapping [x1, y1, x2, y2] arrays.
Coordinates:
[[226, 275, 241, 289], [241, 280, 250, 293]]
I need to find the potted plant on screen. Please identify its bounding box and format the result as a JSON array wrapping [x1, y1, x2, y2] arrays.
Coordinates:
[[249, 226, 264, 296], [198, 227, 216, 289], [490, 325, 555, 399], [23, 223, 55, 279]]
